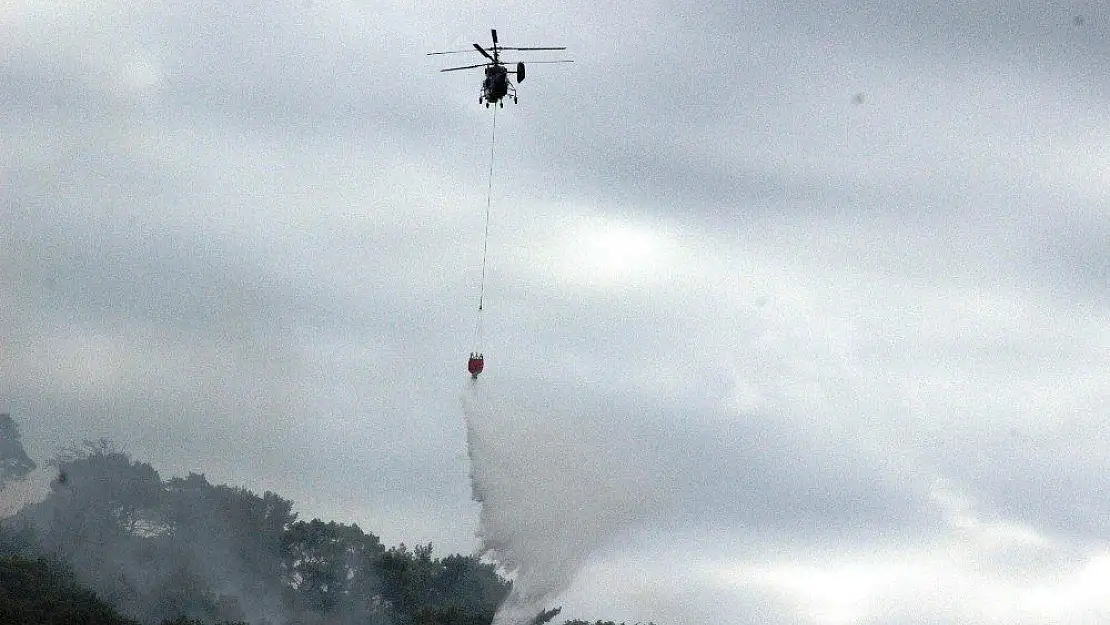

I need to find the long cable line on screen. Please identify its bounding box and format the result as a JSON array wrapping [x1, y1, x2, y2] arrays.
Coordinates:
[[470, 106, 497, 376]]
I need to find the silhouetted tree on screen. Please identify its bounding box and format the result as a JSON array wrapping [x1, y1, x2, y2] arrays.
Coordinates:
[[434, 554, 512, 620], [160, 473, 296, 622], [18, 446, 295, 624], [378, 542, 511, 625], [0, 519, 39, 557], [0, 413, 36, 487], [10, 439, 628, 625], [530, 607, 561, 624], [0, 555, 138, 624], [21, 444, 166, 619], [281, 518, 386, 622]]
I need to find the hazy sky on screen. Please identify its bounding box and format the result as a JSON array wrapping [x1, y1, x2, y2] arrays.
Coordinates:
[[3, 1, 1110, 623]]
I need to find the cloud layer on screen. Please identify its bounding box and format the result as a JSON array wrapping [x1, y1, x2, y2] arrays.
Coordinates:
[[3, 1, 1110, 623]]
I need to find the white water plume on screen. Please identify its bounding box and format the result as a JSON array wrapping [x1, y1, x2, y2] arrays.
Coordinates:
[[462, 380, 655, 625], [457, 341, 941, 625]]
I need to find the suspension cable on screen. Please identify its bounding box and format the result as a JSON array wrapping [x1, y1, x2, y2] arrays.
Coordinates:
[[474, 106, 497, 353]]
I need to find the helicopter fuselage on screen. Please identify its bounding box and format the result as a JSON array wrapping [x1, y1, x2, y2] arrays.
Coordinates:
[[482, 65, 512, 104]]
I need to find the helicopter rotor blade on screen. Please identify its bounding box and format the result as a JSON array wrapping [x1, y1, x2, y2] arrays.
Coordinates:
[[508, 59, 574, 64], [427, 49, 479, 56], [440, 63, 491, 72], [498, 46, 568, 51], [472, 43, 495, 62]]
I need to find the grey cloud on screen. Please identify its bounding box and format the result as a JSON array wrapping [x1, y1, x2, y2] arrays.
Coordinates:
[[4, 1, 1110, 622]]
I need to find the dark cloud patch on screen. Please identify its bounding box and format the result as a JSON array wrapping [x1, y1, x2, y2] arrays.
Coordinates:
[[689, 0, 1110, 74], [1023, 213, 1110, 304], [928, 418, 1110, 540], [643, 404, 942, 541], [474, 371, 939, 543]]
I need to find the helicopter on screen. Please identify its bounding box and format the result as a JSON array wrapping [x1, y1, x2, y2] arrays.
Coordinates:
[[429, 29, 572, 107]]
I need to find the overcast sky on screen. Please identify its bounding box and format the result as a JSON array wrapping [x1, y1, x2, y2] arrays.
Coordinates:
[[3, 0, 1110, 623]]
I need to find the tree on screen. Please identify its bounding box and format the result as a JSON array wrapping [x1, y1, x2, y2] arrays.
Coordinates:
[[282, 519, 385, 616], [0, 555, 138, 625], [0, 413, 36, 487], [11, 440, 636, 625], [530, 607, 561, 624], [378, 543, 511, 625], [379, 542, 438, 618], [17, 444, 167, 619], [43, 441, 167, 538], [0, 519, 39, 558], [160, 473, 296, 622], [27, 444, 165, 559], [434, 554, 512, 619]]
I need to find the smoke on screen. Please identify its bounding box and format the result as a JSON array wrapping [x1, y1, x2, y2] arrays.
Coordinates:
[[463, 379, 655, 625], [0, 479, 37, 520]]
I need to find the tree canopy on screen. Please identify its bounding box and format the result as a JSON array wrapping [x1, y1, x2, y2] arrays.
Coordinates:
[[8, 443, 514, 625], [0, 554, 138, 625], [1, 421, 632, 625]]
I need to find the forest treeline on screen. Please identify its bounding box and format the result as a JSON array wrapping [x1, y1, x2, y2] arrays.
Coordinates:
[[2, 437, 510, 625], [0, 416, 652, 625]]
